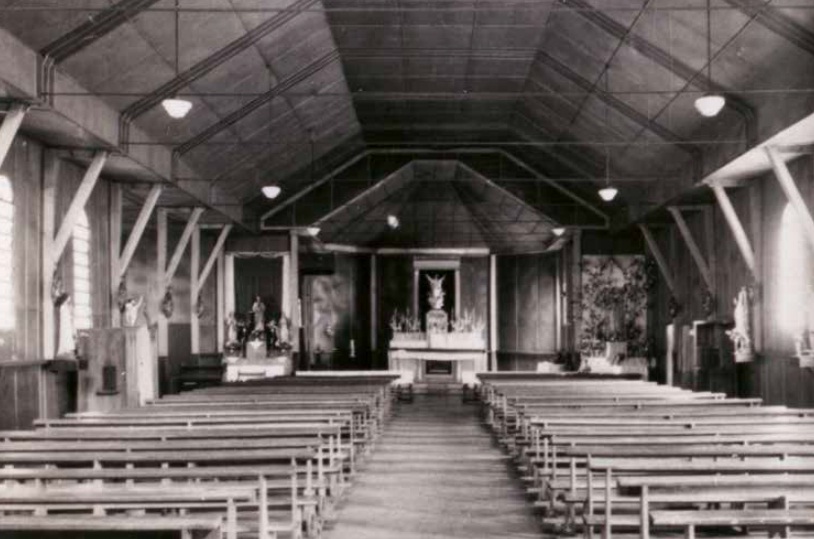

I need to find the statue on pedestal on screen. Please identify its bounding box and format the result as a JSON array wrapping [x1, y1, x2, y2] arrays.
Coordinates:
[[726, 287, 754, 363], [425, 275, 448, 334], [251, 296, 266, 332]]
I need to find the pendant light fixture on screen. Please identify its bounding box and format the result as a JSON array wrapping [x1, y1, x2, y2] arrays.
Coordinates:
[[598, 149, 618, 202], [261, 185, 281, 199], [694, 0, 726, 117], [552, 227, 566, 237], [161, 0, 193, 119]]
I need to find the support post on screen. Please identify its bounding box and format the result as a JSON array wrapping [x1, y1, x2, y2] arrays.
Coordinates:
[[109, 183, 122, 327], [667, 207, 714, 292], [766, 146, 814, 252], [118, 185, 162, 282], [0, 104, 26, 170], [156, 209, 168, 358], [40, 152, 59, 419], [489, 254, 498, 371], [555, 250, 562, 351], [216, 250, 225, 353], [190, 226, 200, 356], [639, 224, 677, 294], [164, 208, 204, 285], [570, 230, 582, 352], [370, 254, 377, 354], [290, 231, 300, 357], [709, 182, 757, 276], [224, 254, 235, 319], [192, 224, 232, 297], [52, 151, 107, 261]]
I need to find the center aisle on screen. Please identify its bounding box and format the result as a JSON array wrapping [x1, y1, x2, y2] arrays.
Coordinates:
[[325, 394, 542, 539]]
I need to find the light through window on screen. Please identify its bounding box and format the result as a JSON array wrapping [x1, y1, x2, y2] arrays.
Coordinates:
[[0, 176, 13, 331], [777, 203, 811, 338], [73, 210, 93, 330]]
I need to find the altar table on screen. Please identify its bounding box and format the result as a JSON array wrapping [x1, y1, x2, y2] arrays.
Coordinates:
[[388, 348, 486, 385]]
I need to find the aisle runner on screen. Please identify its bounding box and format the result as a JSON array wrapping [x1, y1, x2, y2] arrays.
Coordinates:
[[325, 394, 541, 539]]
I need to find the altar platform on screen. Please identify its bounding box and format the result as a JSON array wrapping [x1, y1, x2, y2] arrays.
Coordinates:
[[388, 347, 486, 386]]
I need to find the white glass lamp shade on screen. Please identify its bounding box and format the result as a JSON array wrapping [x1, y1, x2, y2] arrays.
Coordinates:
[[694, 94, 726, 117], [387, 214, 400, 229], [598, 186, 618, 202], [306, 227, 321, 237], [262, 185, 281, 199], [552, 227, 566, 237], [161, 98, 193, 119]]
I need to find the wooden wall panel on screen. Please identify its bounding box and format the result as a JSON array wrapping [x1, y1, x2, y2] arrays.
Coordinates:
[[496, 253, 557, 366], [459, 256, 489, 345], [650, 155, 814, 407], [376, 255, 412, 368]]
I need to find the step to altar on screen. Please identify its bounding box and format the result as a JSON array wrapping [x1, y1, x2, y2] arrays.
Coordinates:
[[412, 382, 464, 394]]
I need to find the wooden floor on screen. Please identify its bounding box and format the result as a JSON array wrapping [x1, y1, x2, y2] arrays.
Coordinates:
[[325, 394, 542, 539]]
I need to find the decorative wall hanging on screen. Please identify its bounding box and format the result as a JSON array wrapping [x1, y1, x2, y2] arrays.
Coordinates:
[[701, 289, 716, 318], [116, 278, 128, 313], [195, 292, 205, 319], [581, 256, 647, 358]]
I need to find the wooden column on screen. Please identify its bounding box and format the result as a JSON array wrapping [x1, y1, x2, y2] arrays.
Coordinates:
[[109, 184, 122, 327], [289, 231, 300, 354], [216, 251, 225, 353], [190, 226, 200, 356], [370, 254, 377, 353], [156, 209, 168, 358], [570, 230, 582, 352], [0, 104, 26, 170], [555, 250, 562, 352], [489, 254, 498, 370], [224, 254, 235, 319], [40, 153, 59, 420]]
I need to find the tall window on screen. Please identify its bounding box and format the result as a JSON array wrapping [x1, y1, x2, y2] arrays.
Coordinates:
[[0, 177, 13, 331], [777, 203, 811, 339], [72, 210, 93, 330]]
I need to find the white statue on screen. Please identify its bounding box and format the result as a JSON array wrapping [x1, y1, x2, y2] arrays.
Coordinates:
[[426, 275, 445, 310], [251, 296, 266, 332], [122, 295, 144, 327], [278, 316, 290, 348], [426, 275, 448, 334], [226, 311, 239, 345], [55, 294, 75, 359], [726, 287, 754, 362]]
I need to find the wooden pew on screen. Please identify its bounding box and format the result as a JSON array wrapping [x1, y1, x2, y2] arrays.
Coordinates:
[[0, 514, 225, 539], [650, 509, 814, 539]]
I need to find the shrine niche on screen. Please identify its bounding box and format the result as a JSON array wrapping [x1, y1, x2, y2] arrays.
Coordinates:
[[389, 258, 486, 385]]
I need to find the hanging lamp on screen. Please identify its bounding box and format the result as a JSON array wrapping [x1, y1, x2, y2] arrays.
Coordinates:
[[694, 0, 726, 117], [161, 0, 192, 119]]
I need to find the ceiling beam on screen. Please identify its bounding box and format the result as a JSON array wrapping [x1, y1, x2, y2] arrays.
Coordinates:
[[667, 206, 714, 291], [175, 51, 338, 156], [0, 104, 26, 170], [193, 224, 232, 297], [566, 0, 757, 145], [119, 0, 319, 145], [534, 51, 704, 171], [39, 0, 160, 100], [118, 184, 162, 281], [639, 224, 676, 293], [724, 0, 814, 57], [164, 208, 204, 285], [52, 151, 108, 262]]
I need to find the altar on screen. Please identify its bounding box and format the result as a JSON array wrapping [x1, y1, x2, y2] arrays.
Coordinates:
[[388, 348, 486, 385]]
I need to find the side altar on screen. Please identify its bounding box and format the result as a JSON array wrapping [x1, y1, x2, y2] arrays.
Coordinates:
[[388, 275, 486, 386]]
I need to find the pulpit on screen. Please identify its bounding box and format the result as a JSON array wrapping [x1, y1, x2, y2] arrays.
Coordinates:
[[77, 327, 158, 413]]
